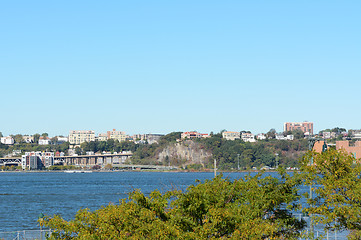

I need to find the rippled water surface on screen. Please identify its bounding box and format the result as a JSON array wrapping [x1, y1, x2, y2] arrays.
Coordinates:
[[1, 171, 259, 232]]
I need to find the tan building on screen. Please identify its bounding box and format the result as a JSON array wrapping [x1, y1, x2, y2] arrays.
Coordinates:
[[107, 129, 127, 142], [98, 133, 108, 141], [284, 122, 313, 135], [222, 131, 240, 140], [69, 130, 95, 145]]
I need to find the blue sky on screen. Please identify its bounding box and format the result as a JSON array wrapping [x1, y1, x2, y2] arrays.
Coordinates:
[[1, 1, 360, 136]]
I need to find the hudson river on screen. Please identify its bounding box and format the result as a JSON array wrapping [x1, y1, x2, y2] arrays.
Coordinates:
[[0, 171, 254, 232]]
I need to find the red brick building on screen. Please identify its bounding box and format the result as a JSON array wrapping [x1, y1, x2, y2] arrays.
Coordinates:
[[336, 141, 361, 159], [284, 122, 313, 135]]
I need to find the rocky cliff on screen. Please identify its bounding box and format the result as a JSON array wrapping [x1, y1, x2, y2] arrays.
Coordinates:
[[157, 140, 212, 167]]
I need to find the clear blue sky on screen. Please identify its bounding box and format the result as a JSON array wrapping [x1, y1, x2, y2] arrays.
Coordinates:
[[1, 1, 360, 137]]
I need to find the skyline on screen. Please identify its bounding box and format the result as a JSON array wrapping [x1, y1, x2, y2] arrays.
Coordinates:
[[1, 1, 360, 136]]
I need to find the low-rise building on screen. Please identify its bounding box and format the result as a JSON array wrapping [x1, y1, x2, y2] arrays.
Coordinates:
[[222, 131, 240, 140], [256, 134, 267, 140], [38, 136, 51, 145], [56, 136, 68, 143], [241, 133, 256, 142], [276, 134, 294, 141], [0, 136, 14, 145], [181, 131, 209, 139], [21, 152, 54, 170]]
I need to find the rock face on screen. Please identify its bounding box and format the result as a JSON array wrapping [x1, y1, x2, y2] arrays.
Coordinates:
[[157, 140, 212, 167]]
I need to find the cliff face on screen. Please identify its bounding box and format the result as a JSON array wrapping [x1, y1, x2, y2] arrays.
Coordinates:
[[157, 140, 212, 167]]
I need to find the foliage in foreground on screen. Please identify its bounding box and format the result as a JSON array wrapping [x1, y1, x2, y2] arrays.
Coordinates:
[[41, 172, 305, 239], [300, 148, 361, 239], [42, 149, 361, 239]]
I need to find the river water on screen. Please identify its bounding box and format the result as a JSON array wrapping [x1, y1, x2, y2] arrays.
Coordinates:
[[0, 171, 344, 238], [1, 171, 258, 232]]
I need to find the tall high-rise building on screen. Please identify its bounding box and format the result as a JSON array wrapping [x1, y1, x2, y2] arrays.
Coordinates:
[[284, 122, 313, 135]]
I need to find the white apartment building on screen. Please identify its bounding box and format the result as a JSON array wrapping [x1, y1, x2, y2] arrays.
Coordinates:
[[69, 130, 95, 145], [222, 131, 240, 140], [1, 136, 14, 145]]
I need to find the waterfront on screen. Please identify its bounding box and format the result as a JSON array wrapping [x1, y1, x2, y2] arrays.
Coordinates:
[[0, 171, 257, 232]]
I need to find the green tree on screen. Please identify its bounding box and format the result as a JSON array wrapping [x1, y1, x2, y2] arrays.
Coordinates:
[[33, 134, 40, 144], [267, 128, 277, 139], [41, 172, 305, 239], [300, 149, 361, 239]]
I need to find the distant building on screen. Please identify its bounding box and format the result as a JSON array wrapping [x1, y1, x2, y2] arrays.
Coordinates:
[[241, 133, 256, 142], [336, 141, 361, 159], [181, 131, 209, 139], [21, 152, 54, 170], [132, 134, 163, 144], [145, 134, 164, 144], [69, 130, 95, 145], [354, 133, 361, 139], [276, 134, 294, 141], [56, 136, 68, 143], [284, 122, 313, 136], [222, 131, 240, 140], [0, 136, 14, 145], [38, 136, 51, 145], [22, 135, 34, 143], [97, 133, 108, 141], [107, 129, 127, 142], [256, 134, 267, 140]]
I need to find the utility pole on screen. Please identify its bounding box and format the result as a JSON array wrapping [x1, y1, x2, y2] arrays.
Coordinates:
[[237, 154, 240, 171], [214, 159, 217, 177]]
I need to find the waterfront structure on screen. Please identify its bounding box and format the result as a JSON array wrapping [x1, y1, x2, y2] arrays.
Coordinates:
[[222, 131, 240, 140], [0, 136, 14, 145], [241, 133, 256, 142], [69, 130, 95, 145], [336, 141, 361, 159], [181, 131, 209, 139], [21, 151, 54, 170], [284, 122, 313, 135]]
